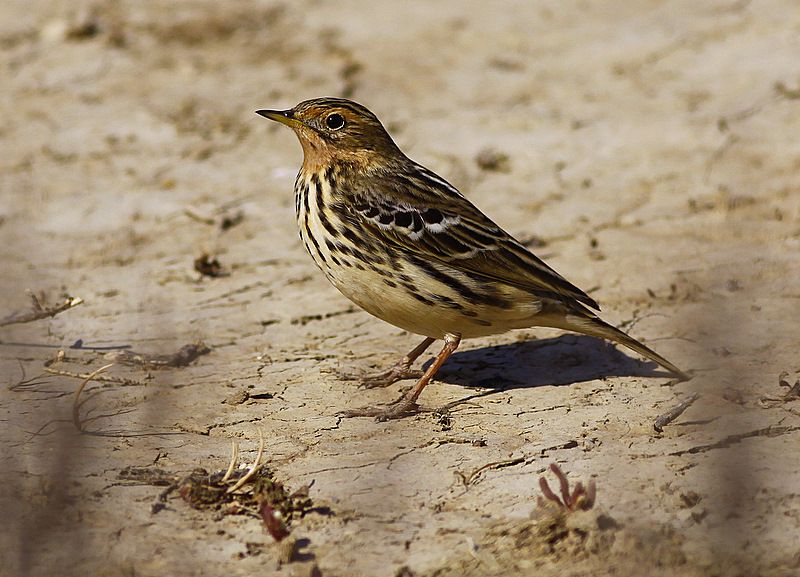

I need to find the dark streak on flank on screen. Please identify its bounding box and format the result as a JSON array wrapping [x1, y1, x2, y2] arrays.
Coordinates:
[[409, 256, 478, 304], [341, 226, 362, 246], [411, 255, 513, 310], [350, 244, 384, 266], [318, 207, 339, 239], [294, 178, 305, 216], [434, 295, 464, 310], [410, 292, 434, 306], [302, 180, 311, 219], [336, 242, 354, 256], [315, 181, 339, 239], [384, 246, 401, 270], [398, 280, 417, 292], [307, 229, 327, 266]]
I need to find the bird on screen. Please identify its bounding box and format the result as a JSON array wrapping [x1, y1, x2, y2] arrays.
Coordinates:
[[256, 97, 689, 421]]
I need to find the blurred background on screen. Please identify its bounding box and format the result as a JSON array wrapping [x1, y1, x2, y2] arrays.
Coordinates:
[[1, 1, 799, 576]]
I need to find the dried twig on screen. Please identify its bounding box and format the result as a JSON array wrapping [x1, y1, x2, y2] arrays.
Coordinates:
[[184, 207, 244, 231], [104, 342, 211, 368], [227, 429, 265, 493], [221, 440, 240, 483], [654, 393, 700, 432], [460, 456, 525, 486], [7, 360, 53, 393], [184, 207, 217, 225], [0, 292, 83, 327], [72, 363, 114, 432], [457, 439, 580, 486], [43, 367, 145, 387], [118, 466, 179, 486], [538, 463, 596, 511]]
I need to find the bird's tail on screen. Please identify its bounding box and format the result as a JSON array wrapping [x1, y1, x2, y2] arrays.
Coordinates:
[[559, 313, 690, 380]]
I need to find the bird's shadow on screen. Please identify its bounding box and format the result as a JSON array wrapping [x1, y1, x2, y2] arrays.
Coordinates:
[[429, 334, 669, 392]]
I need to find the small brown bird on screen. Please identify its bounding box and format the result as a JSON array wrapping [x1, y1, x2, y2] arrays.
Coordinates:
[[257, 98, 688, 421]]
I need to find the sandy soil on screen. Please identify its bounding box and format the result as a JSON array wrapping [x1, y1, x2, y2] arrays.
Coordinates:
[[2, 1, 800, 576]]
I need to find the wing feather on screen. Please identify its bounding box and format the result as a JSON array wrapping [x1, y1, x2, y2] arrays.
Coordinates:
[[337, 163, 600, 310]]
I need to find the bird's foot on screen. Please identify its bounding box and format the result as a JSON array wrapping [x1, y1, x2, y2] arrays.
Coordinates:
[[361, 367, 425, 389], [338, 395, 421, 421], [338, 364, 424, 389]]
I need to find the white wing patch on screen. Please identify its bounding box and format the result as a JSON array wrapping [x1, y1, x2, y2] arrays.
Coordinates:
[[355, 203, 461, 239], [353, 200, 505, 261]]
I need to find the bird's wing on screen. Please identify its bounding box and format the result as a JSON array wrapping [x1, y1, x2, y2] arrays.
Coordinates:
[[337, 163, 600, 310]]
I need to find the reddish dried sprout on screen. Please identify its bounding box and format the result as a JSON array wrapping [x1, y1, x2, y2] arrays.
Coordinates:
[[538, 463, 596, 511], [259, 501, 290, 541]]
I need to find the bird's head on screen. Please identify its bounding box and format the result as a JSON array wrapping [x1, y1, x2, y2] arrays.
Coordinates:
[[256, 97, 401, 171]]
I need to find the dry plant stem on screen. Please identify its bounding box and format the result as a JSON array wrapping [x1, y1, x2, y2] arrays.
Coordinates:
[[654, 393, 700, 432], [183, 207, 216, 225], [463, 456, 525, 486], [538, 476, 561, 504], [552, 462, 572, 505], [538, 463, 596, 511], [43, 367, 144, 386], [0, 293, 83, 326], [227, 429, 265, 494], [221, 440, 240, 483], [72, 363, 114, 432], [584, 480, 597, 509], [104, 342, 211, 368]]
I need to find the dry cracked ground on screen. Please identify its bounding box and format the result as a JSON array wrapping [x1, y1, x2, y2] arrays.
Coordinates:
[[1, 1, 800, 576]]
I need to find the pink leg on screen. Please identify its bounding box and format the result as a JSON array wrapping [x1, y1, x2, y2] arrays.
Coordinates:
[[342, 333, 461, 421]]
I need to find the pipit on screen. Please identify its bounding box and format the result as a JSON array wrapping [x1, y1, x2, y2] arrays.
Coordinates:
[[256, 98, 688, 421]]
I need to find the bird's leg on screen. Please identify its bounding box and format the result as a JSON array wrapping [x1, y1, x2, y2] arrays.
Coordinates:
[[341, 333, 461, 421], [346, 337, 436, 388]]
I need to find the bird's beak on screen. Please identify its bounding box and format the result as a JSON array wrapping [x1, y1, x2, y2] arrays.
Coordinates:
[[255, 109, 303, 129]]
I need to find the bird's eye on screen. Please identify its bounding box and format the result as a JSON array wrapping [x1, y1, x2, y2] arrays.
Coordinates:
[[325, 113, 345, 131]]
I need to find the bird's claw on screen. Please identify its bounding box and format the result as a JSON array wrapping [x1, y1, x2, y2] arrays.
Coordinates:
[[338, 399, 420, 421], [337, 366, 423, 389]]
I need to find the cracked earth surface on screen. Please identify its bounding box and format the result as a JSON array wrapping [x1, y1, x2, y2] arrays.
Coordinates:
[[2, 1, 800, 576]]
